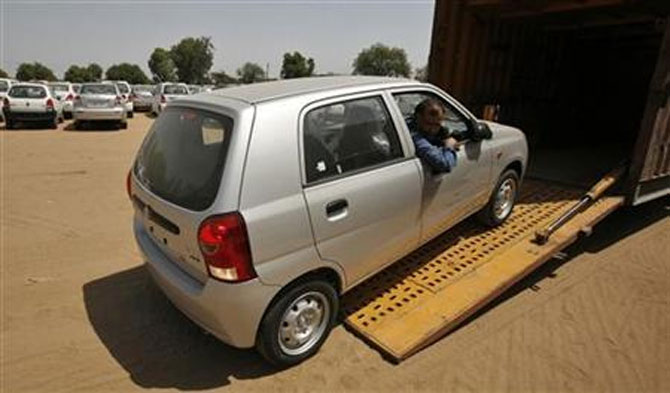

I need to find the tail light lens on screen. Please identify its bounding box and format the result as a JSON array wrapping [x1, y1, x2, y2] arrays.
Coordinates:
[[66, 93, 74, 101], [198, 213, 256, 283], [115, 96, 122, 105], [46, 99, 54, 110], [126, 170, 132, 199], [160, 94, 166, 104]]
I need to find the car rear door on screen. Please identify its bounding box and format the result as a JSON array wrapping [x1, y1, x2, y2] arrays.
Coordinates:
[[391, 89, 494, 243], [301, 92, 423, 286]]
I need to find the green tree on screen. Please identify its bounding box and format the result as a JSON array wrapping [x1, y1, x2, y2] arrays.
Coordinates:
[[170, 36, 215, 84], [352, 43, 411, 78], [15, 62, 57, 81], [236, 62, 265, 84], [86, 63, 103, 81], [280, 51, 315, 79], [210, 70, 237, 86], [105, 63, 150, 84], [148, 48, 177, 83], [64, 65, 89, 83], [0, 68, 8, 78]]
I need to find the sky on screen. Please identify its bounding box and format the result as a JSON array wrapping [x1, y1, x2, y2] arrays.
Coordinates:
[[0, 0, 436, 80]]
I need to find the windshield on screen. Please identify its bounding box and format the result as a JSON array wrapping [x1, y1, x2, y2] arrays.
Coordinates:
[[116, 83, 130, 94], [164, 85, 188, 95], [9, 86, 47, 98], [133, 85, 153, 93], [0, 81, 9, 92], [134, 107, 233, 211], [81, 84, 117, 95], [50, 84, 69, 92]]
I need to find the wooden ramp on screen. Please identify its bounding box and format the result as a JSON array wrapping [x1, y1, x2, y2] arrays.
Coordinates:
[[342, 180, 624, 361]]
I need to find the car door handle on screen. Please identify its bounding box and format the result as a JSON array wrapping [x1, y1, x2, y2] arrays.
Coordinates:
[[325, 199, 348, 216]]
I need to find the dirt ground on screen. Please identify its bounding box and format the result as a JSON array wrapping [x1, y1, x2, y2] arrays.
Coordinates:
[[1, 115, 669, 392]]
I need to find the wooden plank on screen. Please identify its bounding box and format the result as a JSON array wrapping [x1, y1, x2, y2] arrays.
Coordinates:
[[344, 190, 624, 361]]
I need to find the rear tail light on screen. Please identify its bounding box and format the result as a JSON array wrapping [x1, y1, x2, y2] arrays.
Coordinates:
[[115, 96, 122, 105], [74, 95, 81, 101], [160, 94, 166, 104], [198, 213, 256, 283], [46, 99, 54, 110], [66, 93, 74, 101], [126, 170, 132, 199]]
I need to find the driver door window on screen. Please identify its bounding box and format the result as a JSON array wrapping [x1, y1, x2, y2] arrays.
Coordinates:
[[394, 92, 470, 136]]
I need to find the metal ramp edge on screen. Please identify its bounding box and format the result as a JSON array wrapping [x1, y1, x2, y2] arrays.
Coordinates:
[[342, 180, 624, 361]]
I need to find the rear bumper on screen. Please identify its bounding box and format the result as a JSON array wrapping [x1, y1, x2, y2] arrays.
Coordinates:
[[62, 101, 74, 113], [133, 100, 152, 110], [74, 107, 125, 121], [133, 218, 280, 348], [3, 109, 56, 122]]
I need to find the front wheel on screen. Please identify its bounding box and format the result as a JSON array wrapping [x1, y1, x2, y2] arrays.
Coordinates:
[[256, 280, 338, 368], [477, 169, 519, 227]]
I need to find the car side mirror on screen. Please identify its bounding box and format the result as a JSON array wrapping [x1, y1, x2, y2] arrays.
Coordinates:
[[471, 121, 492, 141]]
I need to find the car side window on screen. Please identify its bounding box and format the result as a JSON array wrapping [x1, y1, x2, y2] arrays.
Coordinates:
[[303, 96, 403, 184], [393, 92, 470, 136]]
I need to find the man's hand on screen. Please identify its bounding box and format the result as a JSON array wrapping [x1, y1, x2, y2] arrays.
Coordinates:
[[444, 137, 460, 151]]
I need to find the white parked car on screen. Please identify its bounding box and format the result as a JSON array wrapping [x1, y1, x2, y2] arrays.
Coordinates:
[[131, 85, 155, 112], [3, 82, 64, 129], [151, 83, 189, 115], [0, 78, 16, 121], [48, 82, 76, 119], [73, 83, 127, 129]]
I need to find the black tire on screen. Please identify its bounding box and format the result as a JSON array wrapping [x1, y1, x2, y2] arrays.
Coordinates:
[[64, 112, 72, 120], [256, 279, 338, 368], [120, 121, 128, 130], [5, 119, 13, 130], [127, 111, 134, 119], [50, 117, 58, 129], [477, 169, 520, 227]]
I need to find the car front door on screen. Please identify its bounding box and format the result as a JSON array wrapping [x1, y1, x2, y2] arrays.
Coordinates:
[[391, 89, 493, 243], [301, 92, 423, 286]]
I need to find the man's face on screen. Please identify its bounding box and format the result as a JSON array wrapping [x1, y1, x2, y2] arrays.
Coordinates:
[[417, 104, 444, 136]]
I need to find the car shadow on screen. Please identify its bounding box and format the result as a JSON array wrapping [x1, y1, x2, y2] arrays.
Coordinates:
[[63, 121, 124, 132], [82, 266, 276, 390], [1, 121, 58, 131]]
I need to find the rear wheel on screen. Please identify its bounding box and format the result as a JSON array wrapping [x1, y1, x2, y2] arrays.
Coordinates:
[[127, 111, 134, 119], [120, 121, 128, 130], [50, 117, 58, 129], [5, 119, 13, 130], [478, 169, 519, 227], [256, 279, 338, 368]]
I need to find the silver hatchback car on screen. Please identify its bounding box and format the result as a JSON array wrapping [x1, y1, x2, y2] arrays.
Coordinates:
[[129, 77, 528, 366]]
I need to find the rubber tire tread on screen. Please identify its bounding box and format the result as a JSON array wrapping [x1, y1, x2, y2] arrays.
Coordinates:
[[256, 279, 338, 368]]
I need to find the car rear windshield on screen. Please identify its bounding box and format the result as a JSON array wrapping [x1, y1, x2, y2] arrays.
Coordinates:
[[134, 107, 233, 211], [164, 85, 188, 95], [0, 81, 9, 92], [81, 84, 117, 95], [116, 83, 130, 94], [9, 86, 47, 98], [51, 84, 69, 92], [133, 85, 152, 93]]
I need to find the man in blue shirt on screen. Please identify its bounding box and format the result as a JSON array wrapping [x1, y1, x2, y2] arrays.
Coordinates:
[[409, 98, 460, 173]]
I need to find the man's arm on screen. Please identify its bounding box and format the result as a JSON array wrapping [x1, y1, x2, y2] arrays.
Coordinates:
[[411, 132, 457, 173]]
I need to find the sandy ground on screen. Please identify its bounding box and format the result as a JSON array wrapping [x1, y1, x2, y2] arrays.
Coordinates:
[[1, 115, 669, 392]]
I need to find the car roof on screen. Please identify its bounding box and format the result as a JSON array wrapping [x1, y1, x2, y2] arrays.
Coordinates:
[[209, 76, 417, 104]]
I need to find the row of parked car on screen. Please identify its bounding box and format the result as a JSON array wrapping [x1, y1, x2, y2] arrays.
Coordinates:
[[0, 78, 212, 129]]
